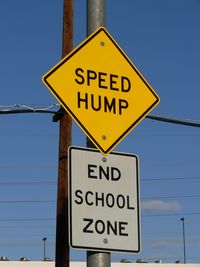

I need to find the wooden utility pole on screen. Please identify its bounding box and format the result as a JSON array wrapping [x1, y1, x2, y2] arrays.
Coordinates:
[[54, 1, 73, 267]]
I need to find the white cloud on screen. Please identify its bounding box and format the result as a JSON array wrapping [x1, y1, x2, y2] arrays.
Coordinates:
[[141, 200, 181, 212]]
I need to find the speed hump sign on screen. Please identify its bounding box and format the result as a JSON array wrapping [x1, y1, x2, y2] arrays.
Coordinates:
[[42, 27, 160, 155]]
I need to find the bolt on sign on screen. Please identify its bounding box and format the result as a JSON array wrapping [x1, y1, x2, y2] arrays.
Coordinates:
[[68, 146, 140, 253], [42, 27, 160, 155]]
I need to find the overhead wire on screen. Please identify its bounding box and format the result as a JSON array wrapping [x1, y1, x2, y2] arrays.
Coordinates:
[[1, 176, 200, 186], [0, 104, 200, 127], [142, 176, 200, 182], [0, 200, 55, 204], [1, 211, 200, 222], [0, 181, 56, 185], [146, 114, 200, 127], [0, 194, 199, 203]]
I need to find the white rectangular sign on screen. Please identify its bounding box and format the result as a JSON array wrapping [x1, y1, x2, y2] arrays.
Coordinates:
[[68, 146, 140, 253]]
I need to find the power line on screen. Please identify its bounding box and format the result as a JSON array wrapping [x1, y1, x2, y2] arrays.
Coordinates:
[[0, 181, 56, 186], [147, 114, 200, 127], [0, 194, 200, 204], [142, 176, 200, 182], [0, 165, 56, 169], [0, 200, 55, 204], [0, 176, 199, 187], [0, 218, 55, 222], [143, 211, 200, 217], [143, 194, 200, 200], [1, 211, 200, 222], [0, 176, 200, 186], [0, 104, 200, 127]]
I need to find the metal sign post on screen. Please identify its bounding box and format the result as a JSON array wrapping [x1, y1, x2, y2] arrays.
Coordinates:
[[86, 1, 110, 266]]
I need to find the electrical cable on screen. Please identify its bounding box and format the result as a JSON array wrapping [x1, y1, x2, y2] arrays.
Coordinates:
[[0, 104, 200, 127], [146, 114, 200, 127]]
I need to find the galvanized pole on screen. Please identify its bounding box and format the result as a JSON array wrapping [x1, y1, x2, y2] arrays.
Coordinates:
[[42, 237, 47, 260], [180, 217, 186, 264], [86, 1, 111, 267], [55, 1, 73, 267], [87, 0, 105, 37]]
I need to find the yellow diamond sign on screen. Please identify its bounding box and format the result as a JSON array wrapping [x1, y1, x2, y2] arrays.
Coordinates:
[[42, 27, 160, 155]]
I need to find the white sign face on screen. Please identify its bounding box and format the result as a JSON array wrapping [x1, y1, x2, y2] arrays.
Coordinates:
[[68, 146, 140, 253]]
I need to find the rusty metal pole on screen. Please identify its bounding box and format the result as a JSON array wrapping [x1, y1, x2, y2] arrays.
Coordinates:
[[55, 1, 73, 267], [86, 1, 111, 267]]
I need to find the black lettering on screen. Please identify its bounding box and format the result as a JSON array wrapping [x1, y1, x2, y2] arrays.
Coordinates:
[[85, 191, 94, 206], [91, 94, 101, 111], [110, 74, 119, 91], [99, 166, 109, 180], [117, 194, 126, 209], [88, 164, 97, 179], [127, 195, 135, 210], [106, 193, 115, 208], [83, 218, 128, 236], [119, 99, 128, 115], [95, 192, 104, 207], [74, 190, 83, 205], [98, 72, 107, 89], [111, 167, 121, 181], [104, 97, 116, 114], [77, 92, 88, 109], [121, 76, 131, 92], [75, 68, 84, 84], [107, 220, 117, 235], [95, 220, 105, 234], [119, 221, 128, 236], [83, 218, 93, 233], [87, 70, 97, 86]]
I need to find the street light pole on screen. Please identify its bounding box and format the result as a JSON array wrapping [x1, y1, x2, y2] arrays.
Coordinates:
[[42, 237, 47, 260], [180, 217, 186, 263]]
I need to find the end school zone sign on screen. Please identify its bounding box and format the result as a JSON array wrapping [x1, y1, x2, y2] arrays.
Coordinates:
[[68, 146, 141, 253]]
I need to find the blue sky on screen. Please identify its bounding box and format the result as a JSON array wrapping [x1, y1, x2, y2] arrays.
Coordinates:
[[0, 0, 200, 263]]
